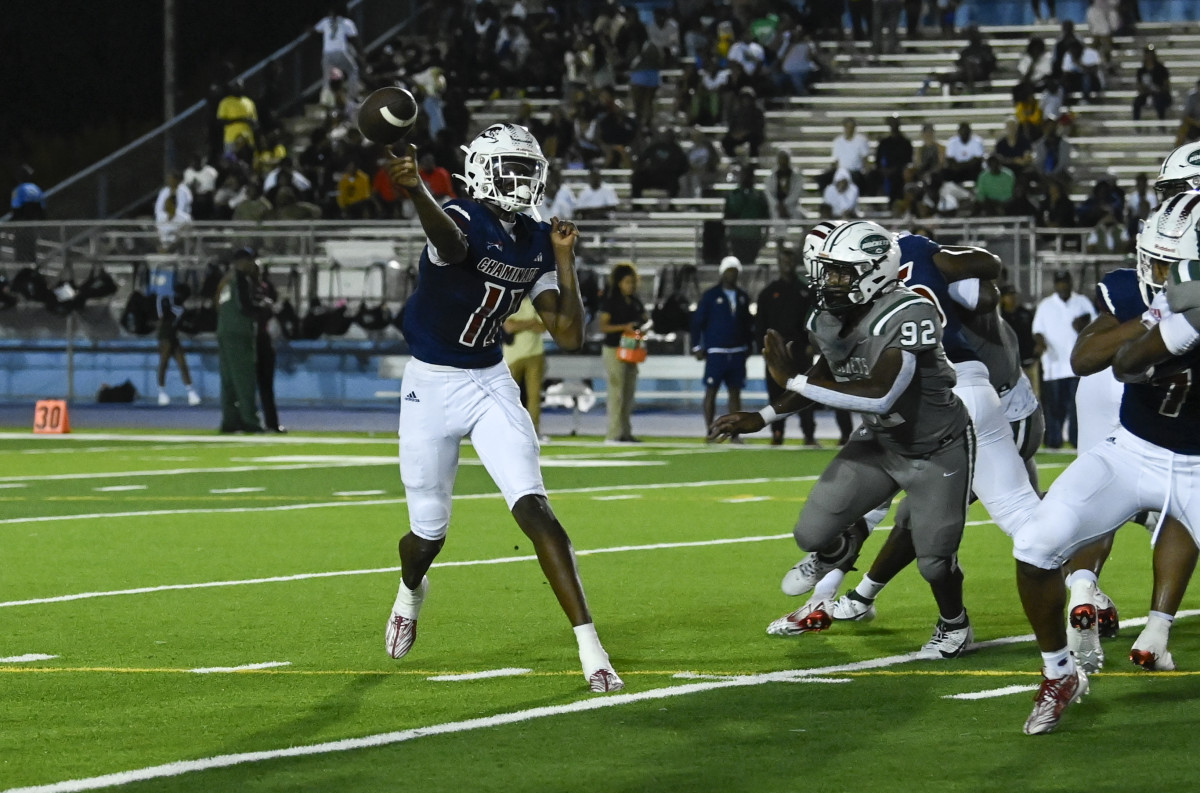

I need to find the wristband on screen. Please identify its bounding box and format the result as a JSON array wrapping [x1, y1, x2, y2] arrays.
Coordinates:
[[785, 374, 809, 394], [758, 405, 778, 424], [1159, 312, 1200, 355]]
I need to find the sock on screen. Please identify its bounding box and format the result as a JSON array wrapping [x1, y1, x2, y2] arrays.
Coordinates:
[[855, 574, 886, 601], [187, 385, 198, 396], [813, 569, 845, 602], [941, 609, 968, 627], [392, 576, 427, 618], [1144, 612, 1174, 642], [157, 387, 167, 396], [1042, 648, 1076, 679], [574, 623, 611, 671], [1065, 569, 1098, 590]]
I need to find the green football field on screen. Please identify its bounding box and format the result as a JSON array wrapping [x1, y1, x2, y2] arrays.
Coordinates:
[[2, 430, 1197, 793]]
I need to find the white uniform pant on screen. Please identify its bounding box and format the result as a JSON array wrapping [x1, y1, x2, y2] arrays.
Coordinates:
[[953, 361, 1042, 537], [1074, 369, 1123, 454], [399, 359, 545, 541], [1014, 426, 1200, 569]]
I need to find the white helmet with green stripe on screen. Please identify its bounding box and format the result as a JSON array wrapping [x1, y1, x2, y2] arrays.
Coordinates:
[[1137, 189, 1200, 303], [806, 220, 900, 314], [1155, 142, 1200, 201]]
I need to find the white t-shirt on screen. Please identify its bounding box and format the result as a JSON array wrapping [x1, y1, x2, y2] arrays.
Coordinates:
[[1032, 291, 1097, 380], [315, 16, 358, 54], [831, 133, 871, 173], [183, 164, 219, 195], [945, 134, 985, 163], [822, 181, 860, 217], [575, 183, 620, 210]]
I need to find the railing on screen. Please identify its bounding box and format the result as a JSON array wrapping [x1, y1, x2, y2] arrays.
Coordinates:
[[5, 0, 422, 222]]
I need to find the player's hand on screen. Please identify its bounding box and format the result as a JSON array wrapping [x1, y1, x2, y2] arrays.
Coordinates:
[[708, 411, 765, 442], [763, 329, 800, 386], [384, 143, 420, 189], [550, 217, 579, 252]]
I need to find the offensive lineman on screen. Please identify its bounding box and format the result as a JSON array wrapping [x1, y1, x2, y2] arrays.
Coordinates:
[[710, 220, 976, 653], [382, 123, 623, 693]]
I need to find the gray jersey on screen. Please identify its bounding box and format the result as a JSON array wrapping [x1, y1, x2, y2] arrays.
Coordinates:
[[960, 312, 1022, 397], [807, 285, 968, 455]]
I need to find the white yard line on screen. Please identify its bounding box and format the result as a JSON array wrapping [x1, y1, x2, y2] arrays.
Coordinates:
[[189, 662, 291, 674], [427, 668, 532, 681], [93, 486, 147, 492], [332, 490, 386, 497], [208, 488, 265, 494], [943, 684, 1040, 700], [0, 654, 58, 663]]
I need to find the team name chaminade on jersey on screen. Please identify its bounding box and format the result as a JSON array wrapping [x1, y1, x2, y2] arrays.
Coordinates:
[[401, 199, 557, 368]]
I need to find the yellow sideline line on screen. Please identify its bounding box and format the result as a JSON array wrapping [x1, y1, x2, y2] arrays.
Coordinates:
[[0, 665, 1187, 678]]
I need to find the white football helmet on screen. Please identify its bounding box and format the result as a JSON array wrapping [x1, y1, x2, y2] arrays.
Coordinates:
[[460, 123, 548, 213], [1155, 142, 1200, 201], [806, 220, 900, 313], [1137, 190, 1200, 301]]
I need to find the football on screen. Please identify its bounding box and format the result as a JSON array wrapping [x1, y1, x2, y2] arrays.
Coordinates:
[[357, 86, 419, 145]]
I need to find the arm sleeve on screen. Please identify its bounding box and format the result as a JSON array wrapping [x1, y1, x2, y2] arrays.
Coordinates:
[[793, 350, 917, 414]]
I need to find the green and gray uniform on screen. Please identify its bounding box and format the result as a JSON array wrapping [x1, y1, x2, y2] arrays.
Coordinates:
[[961, 311, 1044, 461], [217, 267, 264, 433], [795, 286, 974, 582]]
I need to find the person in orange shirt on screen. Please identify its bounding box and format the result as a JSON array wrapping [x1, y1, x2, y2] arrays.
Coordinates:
[[417, 153, 457, 204]]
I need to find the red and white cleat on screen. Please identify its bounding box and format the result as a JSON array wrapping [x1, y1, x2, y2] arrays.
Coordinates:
[[767, 600, 833, 636], [1023, 668, 1089, 735]]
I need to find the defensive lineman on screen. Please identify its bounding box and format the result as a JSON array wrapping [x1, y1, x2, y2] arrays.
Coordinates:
[[711, 220, 976, 653], [383, 124, 623, 692]]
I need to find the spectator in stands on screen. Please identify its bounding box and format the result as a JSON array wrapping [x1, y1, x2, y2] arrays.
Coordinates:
[[417, 153, 457, 204], [597, 262, 647, 444], [906, 122, 946, 187], [542, 166, 576, 220], [692, 256, 754, 440], [1033, 269, 1096, 448], [574, 167, 621, 220], [1077, 177, 1124, 227], [1061, 39, 1104, 104], [212, 174, 243, 221], [942, 26, 997, 93], [1178, 77, 1200, 145], [535, 105, 574, 160], [595, 88, 638, 168], [1116, 0, 1140, 34], [819, 117, 871, 192], [1037, 177, 1077, 227], [721, 88, 766, 159], [873, 114, 914, 202], [263, 159, 314, 204], [1039, 76, 1066, 128], [1012, 82, 1045, 144], [372, 160, 404, 219], [872, 0, 903, 55], [231, 181, 271, 223], [995, 118, 1034, 174], [847, 0, 872, 40], [1086, 0, 1120, 67], [773, 23, 818, 97], [647, 7, 680, 59], [183, 153, 219, 221], [494, 15, 532, 92], [937, 0, 959, 36], [1007, 173, 1040, 218], [754, 242, 818, 445], [822, 168, 862, 220], [695, 52, 731, 126], [154, 170, 193, 253], [1017, 36, 1053, 89], [1125, 172, 1158, 239], [254, 129, 288, 180], [336, 161, 373, 219], [630, 127, 690, 200], [765, 150, 805, 221], [1032, 0, 1057, 23], [724, 165, 771, 264], [1051, 19, 1080, 77], [627, 22, 664, 133], [217, 80, 258, 155], [1000, 282, 1039, 394], [315, 3, 362, 99], [943, 122, 985, 183], [727, 28, 767, 89], [975, 155, 1016, 215], [1032, 119, 1072, 184], [1086, 207, 1130, 254], [683, 127, 721, 198], [266, 186, 322, 222], [1133, 45, 1172, 121]]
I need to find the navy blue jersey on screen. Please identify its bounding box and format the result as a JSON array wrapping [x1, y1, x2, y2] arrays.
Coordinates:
[[1099, 268, 1200, 454], [896, 233, 978, 363], [401, 199, 556, 368]]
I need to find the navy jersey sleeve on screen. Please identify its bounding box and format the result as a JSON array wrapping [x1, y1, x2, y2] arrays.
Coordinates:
[[1096, 269, 1146, 323]]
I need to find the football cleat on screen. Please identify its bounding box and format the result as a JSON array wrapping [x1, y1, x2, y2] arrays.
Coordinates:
[[1095, 589, 1119, 639], [917, 617, 973, 659], [385, 576, 428, 660], [1023, 668, 1089, 735], [767, 600, 833, 636], [780, 554, 825, 597], [586, 668, 625, 693], [830, 591, 876, 622], [1067, 603, 1105, 673], [1129, 630, 1176, 671]]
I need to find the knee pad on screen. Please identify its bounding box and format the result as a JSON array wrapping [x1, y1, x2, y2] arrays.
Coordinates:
[[803, 518, 869, 568], [916, 553, 959, 584], [406, 489, 452, 541]]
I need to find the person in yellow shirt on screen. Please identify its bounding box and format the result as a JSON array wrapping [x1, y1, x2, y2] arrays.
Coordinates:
[[217, 80, 258, 154], [337, 164, 373, 219], [503, 298, 547, 439]]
